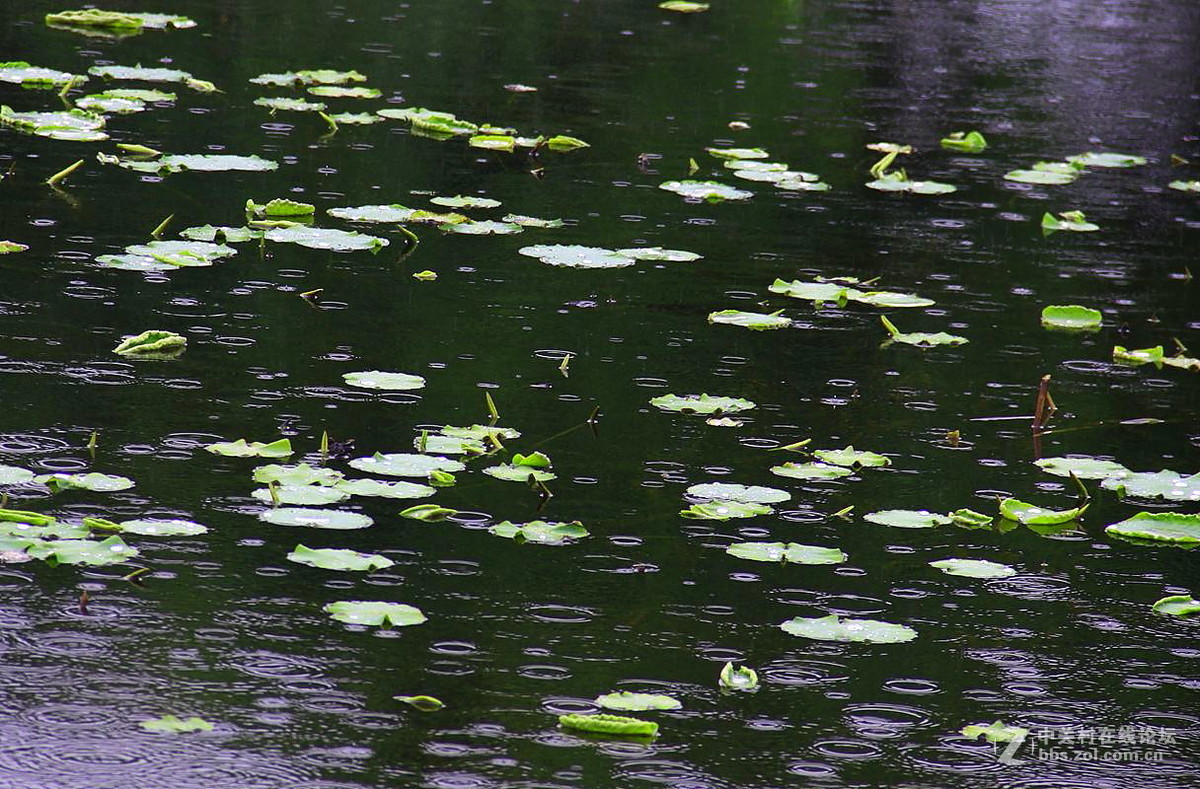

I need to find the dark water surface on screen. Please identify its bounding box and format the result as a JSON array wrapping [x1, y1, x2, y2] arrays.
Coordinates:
[[1, 1, 1197, 787]]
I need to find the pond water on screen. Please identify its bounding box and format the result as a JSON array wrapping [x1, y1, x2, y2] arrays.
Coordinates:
[[0, 0, 1197, 786]]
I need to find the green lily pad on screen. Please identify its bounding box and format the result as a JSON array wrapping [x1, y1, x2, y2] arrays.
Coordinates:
[[0, 61, 85, 88], [103, 240, 236, 271], [326, 111, 382, 125], [880, 316, 968, 347], [265, 226, 387, 252], [251, 485, 348, 506], [253, 463, 343, 486], [930, 558, 1017, 578], [999, 498, 1088, 525], [768, 278, 859, 304], [399, 504, 458, 522], [0, 465, 35, 485], [440, 424, 521, 441], [444, 220, 523, 235], [307, 85, 380, 99], [962, 721, 1029, 743], [659, 180, 753, 202], [614, 247, 703, 262], [177, 227, 260, 245], [206, 438, 292, 458], [0, 106, 106, 141], [0, 241, 29, 254], [468, 134, 516, 151], [113, 330, 187, 356], [813, 447, 889, 468], [431, 195, 501, 209], [1034, 456, 1129, 480], [1042, 211, 1098, 233], [259, 507, 373, 530], [780, 614, 917, 644], [1104, 512, 1200, 545], [1113, 345, 1164, 366], [724, 160, 788, 173], [518, 244, 635, 269], [324, 600, 426, 627], [287, 544, 393, 571], [866, 172, 957, 195], [28, 534, 137, 566], [940, 131, 987, 153], [35, 472, 134, 492], [686, 482, 790, 504], [0, 509, 56, 526], [545, 134, 589, 151], [650, 393, 755, 415], [865, 509, 952, 529], [1102, 471, 1200, 501], [502, 214, 564, 228], [482, 464, 557, 483], [708, 310, 791, 330], [333, 478, 434, 499], [342, 371, 426, 391], [394, 695, 445, 711], [1004, 169, 1078, 185], [121, 154, 279, 173], [727, 541, 847, 565], [559, 713, 657, 737], [680, 500, 773, 520], [328, 205, 419, 223], [719, 662, 759, 691], [770, 462, 853, 481], [659, 1, 709, 11], [88, 65, 205, 88], [706, 147, 769, 160], [348, 453, 465, 478], [511, 452, 551, 469], [118, 518, 208, 537], [1067, 152, 1146, 168], [414, 434, 486, 455], [1169, 180, 1200, 193], [74, 94, 147, 114], [595, 692, 681, 711], [852, 291, 935, 308], [1041, 305, 1102, 329], [246, 198, 315, 218], [489, 520, 587, 545], [1152, 595, 1200, 616], [139, 715, 213, 733]]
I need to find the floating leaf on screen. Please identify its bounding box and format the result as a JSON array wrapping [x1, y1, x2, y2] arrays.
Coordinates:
[[253, 463, 343, 486], [1102, 470, 1200, 501], [852, 291, 935, 308], [441, 424, 521, 441], [615, 247, 702, 262], [307, 85, 380, 99], [75, 94, 147, 114], [659, 180, 753, 202], [1034, 456, 1128, 480], [650, 393, 755, 415], [1041, 305, 1102, 330], [545, 135, 589, 151], [1113, 345, 1164, 366], [1004, 168, 1078, 185], [28, 534, 137, 566], [813, 446, 889, 468], [865, 509, 952, 529], [468, 134, 516, 152], [1152, 595, 1200, 616], [559, 713, 658, 737], [394, 695, 445, 711], [431, 195, 501, 209], [1042, 211, 1098, 233], [719, 663, 759, 691], [118, 518, 207, 537], [659, 1, 710, 12], [287, 544, 393, 571], [296, 69, 367, 85], [88, 64, 200, 86], [1067, 152, 1146, 168], [768, 278, 857, 304], [867, 142, 913, 154], [124, 154, 278, 174], [680, 500, 772, 520], [940, 131, 988, 153], [727, 541, 846, 565], [334, 478, 434, 499], [0, 61, 85, 88], [251, 485, 348, 506], [265, 226, 387, 252], [36, 472, 134, 492], [866, 171, 956, 195], [596, 692, 681, 711], [0, 465, 35, 485], [708, 310, 791, 330], [1169, 180, 1200, 193], [259, 507, 373, 530], [490, 520, 587, 545], [686, 482, 791, 504], [483, 464, 556, 483], [113, 330, 187, 356], [139, 715, 214, 734], [399, 504, 458, 522], [101, 240, 235, 271], [206, 438, 292, 458], [324, 600, 426, 627], [1104, 512, 1200, 545], [512, 452, 551, 469], [254, 96, 327, 112], [342, 371, 426, 391], [780, 614, 917, 643], [999, 498, 1088, 525], [328, 204, 419, 223], [706, 147, 768, 160], [518, 244, 635, 269], [326, 111, 381, 125], [0, 509, 56, 526], [930, 558, 1016, 578], [770, 462, 852, 481], [880, 316, 968, 347], [413, 435, 485, 455], [349, 453, 465, 478], [1, 105, 106, 141], [962, 721, 1029, 743], [444, 220, 523, 235], [0, 241, 29, 254], [246, 198, 315, 217], [502, 214, 563, 228]]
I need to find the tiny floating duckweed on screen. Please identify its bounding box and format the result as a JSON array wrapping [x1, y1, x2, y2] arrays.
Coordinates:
[[559, 713, 658, 737]]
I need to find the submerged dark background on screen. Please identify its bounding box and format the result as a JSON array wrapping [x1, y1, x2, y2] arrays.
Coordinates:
[[0, 1, 1197, 786]]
